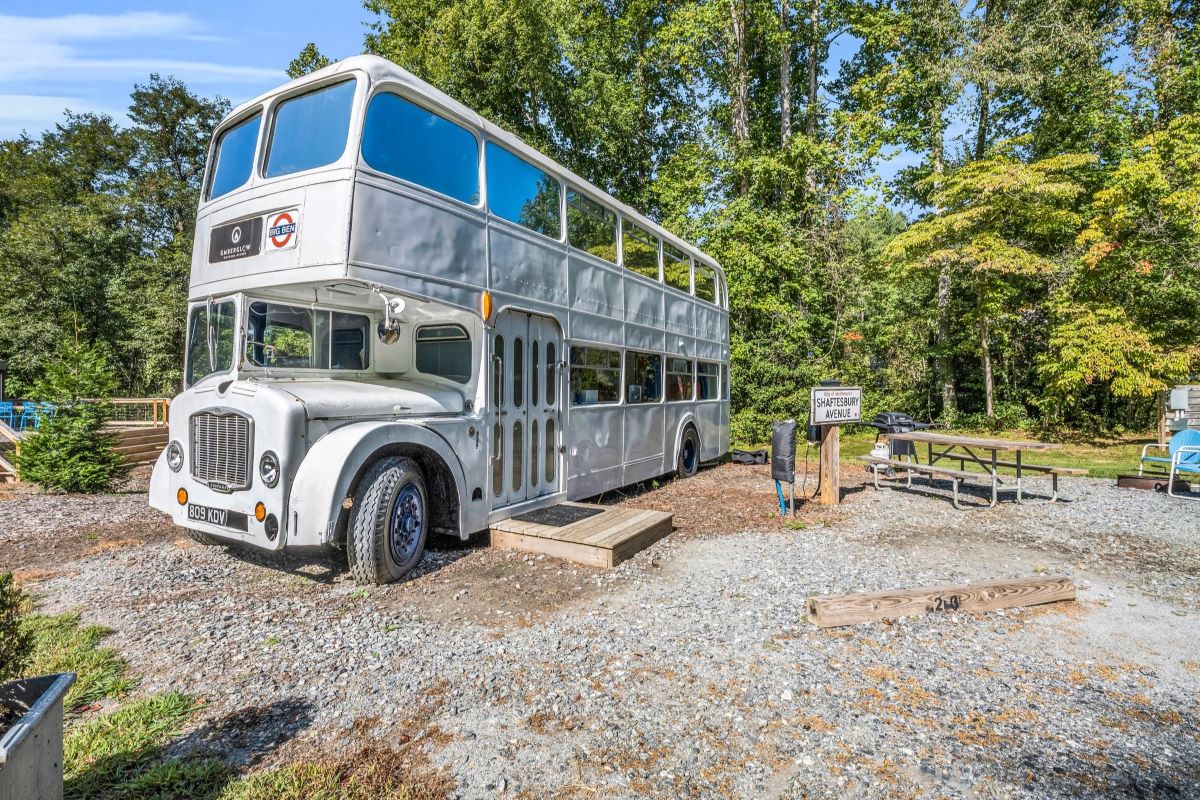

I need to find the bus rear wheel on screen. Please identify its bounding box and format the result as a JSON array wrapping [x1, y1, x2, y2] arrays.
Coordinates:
[[348, 456, 429, 585], [677, 427, 701, 479]]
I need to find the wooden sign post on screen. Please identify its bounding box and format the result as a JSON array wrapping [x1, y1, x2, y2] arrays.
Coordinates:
[[810, 384, 862, 506]]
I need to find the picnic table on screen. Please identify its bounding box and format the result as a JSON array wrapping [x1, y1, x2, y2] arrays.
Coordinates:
[[858, 431, 1087, 509]]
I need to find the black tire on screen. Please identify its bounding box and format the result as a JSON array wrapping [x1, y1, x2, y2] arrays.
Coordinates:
[[185, 529, 222, 546], [347, 456, 428, 585], [676, 427, 701, 479]]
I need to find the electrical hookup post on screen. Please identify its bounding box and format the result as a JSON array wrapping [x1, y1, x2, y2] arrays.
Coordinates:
[[810, 382, 863, 506]]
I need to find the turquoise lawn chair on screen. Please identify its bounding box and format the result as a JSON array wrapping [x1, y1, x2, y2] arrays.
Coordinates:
[[1139, 428, 1200, 499]]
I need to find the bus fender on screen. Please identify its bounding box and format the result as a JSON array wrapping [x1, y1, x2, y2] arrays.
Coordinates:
[[672, 413, 702, 467], [287, 421, 468, 547]]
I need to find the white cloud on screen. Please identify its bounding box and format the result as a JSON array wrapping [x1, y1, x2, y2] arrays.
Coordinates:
[[0, 95, 86, 122], [0, 12, 280, 83]]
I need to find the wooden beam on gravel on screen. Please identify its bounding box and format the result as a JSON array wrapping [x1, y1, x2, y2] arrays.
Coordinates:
[[806, 575, 1076, 628]]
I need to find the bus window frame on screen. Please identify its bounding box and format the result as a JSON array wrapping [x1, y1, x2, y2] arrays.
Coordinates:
[[620, 217, 661, 282], [258, 75, 362, 183], [484, 140, 565, 242], [241, 296, 376, 375], [569, 344, 621, 407], [204, 108, 264, 202], [565, 185, 618, 263], [357, 83, 485, 210]]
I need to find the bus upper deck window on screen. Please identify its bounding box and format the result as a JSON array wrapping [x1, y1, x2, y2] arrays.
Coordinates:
[[622, 220, 659, 281], [694, 263, 717, 304], [566, 189, 617, 262], [664, 243, 690, 293], [485, 142, 561, 238], [264, 79, 356, 178], [362, 92, 479, 204], [207, 113, 261, 200]]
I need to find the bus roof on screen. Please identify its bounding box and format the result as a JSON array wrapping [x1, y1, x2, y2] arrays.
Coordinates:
[[216, 54, 723, 277]]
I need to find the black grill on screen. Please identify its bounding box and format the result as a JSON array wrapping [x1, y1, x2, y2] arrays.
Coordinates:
[[865, 412, 930, 458]]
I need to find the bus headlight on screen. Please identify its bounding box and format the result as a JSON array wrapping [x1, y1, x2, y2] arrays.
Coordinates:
[[259, 451, 280, 488], [166, 441, 184, 472]]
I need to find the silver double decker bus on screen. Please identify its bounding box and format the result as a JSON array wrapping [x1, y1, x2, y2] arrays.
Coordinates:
[[149, 55, 730, 584]]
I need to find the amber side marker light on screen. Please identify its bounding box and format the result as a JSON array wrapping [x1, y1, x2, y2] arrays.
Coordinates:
[[176, 488, 188, 506], [254, 502, 267, 523], [481, 290, 492, 321]]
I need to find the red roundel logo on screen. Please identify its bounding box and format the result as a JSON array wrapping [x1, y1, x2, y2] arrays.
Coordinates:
[[268, 212, 296, 248]]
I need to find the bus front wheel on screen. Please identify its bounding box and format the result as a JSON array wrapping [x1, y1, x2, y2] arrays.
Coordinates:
[[348, 456, 429, 585], [185, 529, 222, 546], [676, 427, 700, 479]]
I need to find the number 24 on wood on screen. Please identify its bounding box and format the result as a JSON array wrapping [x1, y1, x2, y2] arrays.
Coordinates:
[[931, 595, 961, 612]]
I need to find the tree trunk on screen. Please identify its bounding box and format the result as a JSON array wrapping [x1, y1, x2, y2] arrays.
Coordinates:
[[780, 0, 792, 146], [974, 85, 990, 160], [931, 108, 957, 416], [802, 0, 820, 198], [806, 0, 819, 138], [973, 0, 997, 159], [730, 0, 750, 195], [730, 0, 750, 145], [980, 315, 995, 419]]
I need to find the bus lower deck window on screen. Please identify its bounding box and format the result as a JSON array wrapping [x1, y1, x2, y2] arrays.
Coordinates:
[[415, 324, 471, 383], [569, 346, 620, 405], [697, 362, 720, 400], [666, 358, 694, 402], [625, 351, 662, 404]]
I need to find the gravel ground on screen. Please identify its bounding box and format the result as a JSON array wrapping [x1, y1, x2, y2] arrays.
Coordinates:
[[2, 465, 1198, 798]]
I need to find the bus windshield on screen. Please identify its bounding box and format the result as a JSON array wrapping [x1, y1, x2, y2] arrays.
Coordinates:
[[245, 301, 371, 370], [185, 300, 237, 386], [264, 79, 356, 178]]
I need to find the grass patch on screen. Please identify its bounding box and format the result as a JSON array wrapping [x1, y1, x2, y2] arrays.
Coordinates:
[[22, 611, 138, 709], [218, 746, 452, 800], [836, 430, 1149, 480], [23, 609, 450, 799], [64, 692, 222, 800]]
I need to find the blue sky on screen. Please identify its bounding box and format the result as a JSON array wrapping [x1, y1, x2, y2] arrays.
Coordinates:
[[0, 2, 373, 138]]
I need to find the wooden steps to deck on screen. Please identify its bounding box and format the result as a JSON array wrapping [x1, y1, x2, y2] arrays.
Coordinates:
[[110, 427, 169, 466], [490, 503, 674, 568], [0, 421, 20, 482]]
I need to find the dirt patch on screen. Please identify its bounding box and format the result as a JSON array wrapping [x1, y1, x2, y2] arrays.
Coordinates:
[[599, 462, 850, 537], [0, 489, 171, 580], [369, 541, 615, 627]]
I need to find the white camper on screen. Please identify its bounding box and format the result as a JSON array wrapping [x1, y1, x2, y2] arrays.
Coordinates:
[[150, 55, 730, 584]]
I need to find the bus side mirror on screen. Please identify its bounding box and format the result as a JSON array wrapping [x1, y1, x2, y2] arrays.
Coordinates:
[[377, 319, 402, 345]]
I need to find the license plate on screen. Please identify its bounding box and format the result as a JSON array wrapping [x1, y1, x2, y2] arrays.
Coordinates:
[[208, 217, 263, 263], [187, 503, 248, 532]]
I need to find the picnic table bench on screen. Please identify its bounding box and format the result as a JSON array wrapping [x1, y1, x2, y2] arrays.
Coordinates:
[[859, 431, 1087, 509]]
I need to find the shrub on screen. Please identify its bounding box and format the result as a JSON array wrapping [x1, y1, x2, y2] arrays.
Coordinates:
[[0, 572, 32, 683], [16, 340, 125, 493]]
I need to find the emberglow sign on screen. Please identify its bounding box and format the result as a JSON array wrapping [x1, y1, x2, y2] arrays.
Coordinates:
[[810, 386, 862, 425]]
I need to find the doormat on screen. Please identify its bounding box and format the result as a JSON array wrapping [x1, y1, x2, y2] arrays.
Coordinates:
[[512, 504, 605, 527]]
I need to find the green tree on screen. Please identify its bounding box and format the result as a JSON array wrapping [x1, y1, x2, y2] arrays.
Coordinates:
[[287, 42, 334, 78], [0, 80, 226, 398], [884, 146, 1096, 420], [0, 572, 31, 684], [16, 340, 125, 493], [1039, 113, 1200, 423]]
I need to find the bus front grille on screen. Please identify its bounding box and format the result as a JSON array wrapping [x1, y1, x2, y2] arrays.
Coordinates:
[[190, 410, 252, 492]]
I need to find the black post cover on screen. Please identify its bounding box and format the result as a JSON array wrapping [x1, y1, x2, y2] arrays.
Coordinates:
[[771, 419, 797, 482]]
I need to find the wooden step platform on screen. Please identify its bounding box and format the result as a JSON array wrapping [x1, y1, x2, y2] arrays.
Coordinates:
[[490, 503, 673, 568], [111, 427, 169, 466]]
